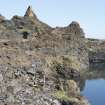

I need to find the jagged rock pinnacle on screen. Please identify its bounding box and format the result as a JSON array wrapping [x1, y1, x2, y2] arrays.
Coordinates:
[[24, 6, 37, 18]]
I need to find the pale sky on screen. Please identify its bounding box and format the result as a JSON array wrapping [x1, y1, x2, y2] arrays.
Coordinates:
[[0, 0, 105, 39]]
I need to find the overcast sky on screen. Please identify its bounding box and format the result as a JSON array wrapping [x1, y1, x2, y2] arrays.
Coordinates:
[[0, 0, 105, 39]]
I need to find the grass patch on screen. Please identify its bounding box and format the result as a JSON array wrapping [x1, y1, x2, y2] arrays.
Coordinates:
[[53, 90, 84, 105], [54, 90, 71, 101]]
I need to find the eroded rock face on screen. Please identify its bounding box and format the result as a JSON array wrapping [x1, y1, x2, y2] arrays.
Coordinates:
[[86, 38, 105, 68], [0, 6, 89, 70], [0, 6, 91, 105], [68, 21, 85, 38]]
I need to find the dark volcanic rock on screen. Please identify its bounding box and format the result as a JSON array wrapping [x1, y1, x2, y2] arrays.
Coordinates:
[[53, 63, 80, 79]]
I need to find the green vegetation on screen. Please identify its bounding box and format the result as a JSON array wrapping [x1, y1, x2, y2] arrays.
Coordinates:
[[19, 27, 30, 33], [54, 90, 71, 101], [46, 55, 80, 71], [62, 55, 80, 71], [53, 90, 79, 102]]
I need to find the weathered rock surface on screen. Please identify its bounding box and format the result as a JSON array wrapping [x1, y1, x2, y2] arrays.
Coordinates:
[[0, 6, 94, 105], [86, 38, 105, 68]]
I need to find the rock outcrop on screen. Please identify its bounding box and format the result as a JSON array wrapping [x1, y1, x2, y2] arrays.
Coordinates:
[[86, 38, 105, 69], [0, 14, 5, 22], [68, 21, 85, 38], [0, 6, 96, 105], [24, 6, 37, 19]]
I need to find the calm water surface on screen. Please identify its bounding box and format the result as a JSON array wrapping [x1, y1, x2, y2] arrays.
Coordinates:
[[81, 79, 105, 105]]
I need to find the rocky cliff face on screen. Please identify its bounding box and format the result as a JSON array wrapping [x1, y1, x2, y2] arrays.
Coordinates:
[[0, 6, 89, 70], [0, 6, 91, 105], [86, 38, 105, 68]]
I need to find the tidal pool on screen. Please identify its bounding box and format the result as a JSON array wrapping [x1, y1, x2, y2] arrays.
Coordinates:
[[81, 79, 105, 105]]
